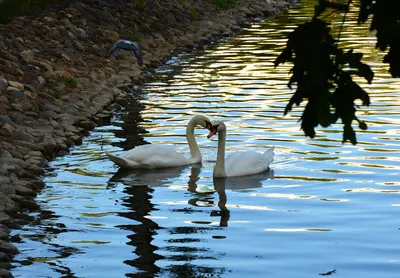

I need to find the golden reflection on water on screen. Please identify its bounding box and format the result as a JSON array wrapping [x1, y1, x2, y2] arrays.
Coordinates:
[[71, 240, 110, 245]]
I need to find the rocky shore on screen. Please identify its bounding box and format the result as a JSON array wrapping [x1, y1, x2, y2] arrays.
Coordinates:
[[0, 0, 292, 276]]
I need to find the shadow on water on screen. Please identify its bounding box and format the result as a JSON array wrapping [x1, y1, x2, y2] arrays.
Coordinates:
[[108, 165, 274, 277], [110, 89, 150, 151]]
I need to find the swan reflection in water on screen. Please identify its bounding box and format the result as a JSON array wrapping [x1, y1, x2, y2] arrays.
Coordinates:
[[107, 166, 274, 276], [212, 170, 275, 227], [108, 165, 189, 188]]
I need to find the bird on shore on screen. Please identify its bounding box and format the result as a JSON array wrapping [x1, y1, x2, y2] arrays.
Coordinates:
[[105, 39, 143, 66]]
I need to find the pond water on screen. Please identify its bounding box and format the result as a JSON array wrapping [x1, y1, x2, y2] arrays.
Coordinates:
[[11, 0, 400, 277]]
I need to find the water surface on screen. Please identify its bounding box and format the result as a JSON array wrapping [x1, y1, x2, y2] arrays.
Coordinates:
[[12, 1, 400, 277]]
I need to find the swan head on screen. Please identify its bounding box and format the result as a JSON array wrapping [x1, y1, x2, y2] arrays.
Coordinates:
[[207, 121, 226, 138], [191, 115, 212, 130]]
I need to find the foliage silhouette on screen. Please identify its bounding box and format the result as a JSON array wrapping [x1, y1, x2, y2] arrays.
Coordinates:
[[275, 0, 400, 144]]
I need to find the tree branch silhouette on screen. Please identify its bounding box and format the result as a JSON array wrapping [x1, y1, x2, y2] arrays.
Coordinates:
[[275, 0, 400, 144]]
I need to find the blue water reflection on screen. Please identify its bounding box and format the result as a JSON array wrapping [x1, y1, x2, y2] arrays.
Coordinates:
[[12, 0, 400, 277]]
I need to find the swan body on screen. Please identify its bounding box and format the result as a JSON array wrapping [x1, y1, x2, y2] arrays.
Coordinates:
[[107, 115, 212, 169], [208, 121, 274, 178]]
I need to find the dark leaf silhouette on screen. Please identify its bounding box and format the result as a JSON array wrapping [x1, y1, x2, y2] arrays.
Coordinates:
[[276, 0, 400, 144]]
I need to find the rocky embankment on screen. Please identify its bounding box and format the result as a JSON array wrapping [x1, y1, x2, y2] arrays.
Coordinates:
[[0, 0, 292, 276]]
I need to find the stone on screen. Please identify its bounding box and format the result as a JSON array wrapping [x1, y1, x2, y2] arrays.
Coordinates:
[[106, 31, 120, 42], [0, 268, 13, 278], [11, 103, 24, 112], [75, 28, 88, 38], [20, 50, 35, 63], [22, 101, 33, 111], [8, 194, 25, 203], [69, 134, 82, 145], [28, 151, 43, 157], [73, 40, 86, 51], [37, 76, 46, 84], [0, 95, 8, 105], [7, 81, 24, 91], [12, 158, 29, 169], [48, 27, 60, 38], [0, 184, 15, 195], [77, 119, 96, 130], [11, 127, 35, 143], [0, 212, 10, 222], [0, 176, 11, 186], [0, 193, 15, 212], [14, 185, 37, 197], [28, 180, 45, 190], [38, 61, 53, 72], [0, 229, 8, 241], [6, 86, 21, 93], [44, 16, 56, 22], [8, 173, 18, 183], [0, 77, 7, 91], [0, 124, 13, 137], [0, 239, 19, 255], [53, 129, 65, 137], [13, 140, 39, 150], [19, 200, 39, 211], [65, 7, 79, 16], [27, 165, 45, 176], [0, 225, 10, 234], [25, 158, 42, 166], [0, 116, 14, 127]]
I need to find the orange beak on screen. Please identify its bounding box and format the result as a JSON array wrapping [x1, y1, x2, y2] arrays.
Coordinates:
[[207, 128, 217, 139]]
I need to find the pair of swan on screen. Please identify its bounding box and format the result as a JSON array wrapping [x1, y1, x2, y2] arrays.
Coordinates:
[[106, 115, 274, 178]]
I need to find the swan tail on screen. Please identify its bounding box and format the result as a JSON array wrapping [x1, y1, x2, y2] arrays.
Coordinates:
[[106, 152, 132, 168], [263, 146, 275, 165]]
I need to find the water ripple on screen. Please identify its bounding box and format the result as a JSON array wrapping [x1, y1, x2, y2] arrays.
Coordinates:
[[12, 1, 400, 277]]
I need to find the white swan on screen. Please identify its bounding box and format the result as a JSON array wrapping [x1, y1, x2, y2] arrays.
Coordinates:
[[107, 115, 212, 169], [207, 121, 274, 178]]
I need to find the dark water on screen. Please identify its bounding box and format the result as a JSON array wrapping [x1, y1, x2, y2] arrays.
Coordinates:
[[11, 1, 400, 277]]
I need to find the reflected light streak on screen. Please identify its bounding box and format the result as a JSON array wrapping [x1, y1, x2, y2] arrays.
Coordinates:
[[342, 188, 400, 194], [252, 193, 316, 199], [264, 228, 331, 232], [226, 204, 275, 211]]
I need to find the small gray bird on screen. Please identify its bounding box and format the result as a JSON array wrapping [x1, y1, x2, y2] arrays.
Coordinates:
[[105, 39, 143, 66]]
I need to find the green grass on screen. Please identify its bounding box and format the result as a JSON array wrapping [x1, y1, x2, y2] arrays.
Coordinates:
[[212, 0, 236, 9], [49, 85, 64, 98], [62, 77, 77, 88], [129, 32, 142, 42], [189, 5, 198, 20], [0, 0, 58, 24], [135, 0, 147, 10]]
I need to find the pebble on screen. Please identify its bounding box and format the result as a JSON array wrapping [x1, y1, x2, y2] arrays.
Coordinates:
[[0, 268, 13, 278], [0, 229, 9, 241], [7, 81, 24, 91], [0, 78, 8, 91], [14, 185, 37, 198], [0, 240, 19, 255]]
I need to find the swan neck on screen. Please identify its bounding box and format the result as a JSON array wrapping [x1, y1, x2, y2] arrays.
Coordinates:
[[186, 118, 201, 161], [214, 129, 226, 178]]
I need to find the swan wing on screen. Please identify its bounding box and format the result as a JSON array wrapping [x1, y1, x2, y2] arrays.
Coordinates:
[[225, 148, 274, 177], [109, 145, 190, 169]]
